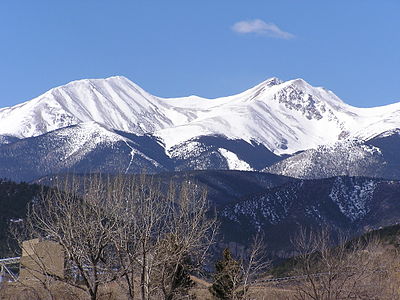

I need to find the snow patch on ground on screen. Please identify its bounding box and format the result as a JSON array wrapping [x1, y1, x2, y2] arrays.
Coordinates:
[[218, 148, 253, 171]]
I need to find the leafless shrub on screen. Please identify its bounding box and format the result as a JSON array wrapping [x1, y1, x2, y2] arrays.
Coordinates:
[[292, 227, 400, 300]]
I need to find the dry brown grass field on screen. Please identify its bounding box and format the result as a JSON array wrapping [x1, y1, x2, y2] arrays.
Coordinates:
[[3, 274, 400, 300], [0, 280, 297, 300]]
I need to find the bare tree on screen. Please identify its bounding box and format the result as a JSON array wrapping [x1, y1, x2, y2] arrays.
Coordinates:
[[240, 234, 270, 300], [111, 177, 218, 300], [14, 174, 218, 300], [108, 174, 167, 300], [156, 181, 218, 300], [292, 227, 400, 300], [18, 175, 122, 300]]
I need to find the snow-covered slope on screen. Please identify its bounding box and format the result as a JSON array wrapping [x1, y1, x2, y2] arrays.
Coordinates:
[[266, 130, 400, 180], [0, 122, 174, 182], [1, 75, 399, 158], [266, 140, 385, 179], [0, 76, 189, 139]]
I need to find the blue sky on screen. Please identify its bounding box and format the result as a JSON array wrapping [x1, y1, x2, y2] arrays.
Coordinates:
[[0, 1, 399, 108]]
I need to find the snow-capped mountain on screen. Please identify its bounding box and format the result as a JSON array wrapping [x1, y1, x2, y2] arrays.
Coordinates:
[[0, 75, 399, 180], [1, 75, 399, 154], [3, 76, 400, 260]]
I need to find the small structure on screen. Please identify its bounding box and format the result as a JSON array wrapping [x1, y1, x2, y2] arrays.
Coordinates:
[[19, 238, 64, 282], [0, 256, 20, 282]]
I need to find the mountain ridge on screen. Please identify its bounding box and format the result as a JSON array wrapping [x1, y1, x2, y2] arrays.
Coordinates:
[[1, 75, 399, 157]]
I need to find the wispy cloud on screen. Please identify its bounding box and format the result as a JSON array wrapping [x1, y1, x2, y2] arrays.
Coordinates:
[[232, 19, 294, 39]]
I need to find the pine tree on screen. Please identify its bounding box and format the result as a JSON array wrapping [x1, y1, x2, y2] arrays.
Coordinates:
[[209, 248, 243, 300], [166, 262, 195, 300]]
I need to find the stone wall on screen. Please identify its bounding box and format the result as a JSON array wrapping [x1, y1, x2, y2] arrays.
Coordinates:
[[19, 239, 64, 282]]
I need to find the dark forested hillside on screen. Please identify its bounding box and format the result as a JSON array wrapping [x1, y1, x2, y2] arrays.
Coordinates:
[[3, 172, 400, 263], [0, 179, 42, 257], [219, 176, 400, 258]]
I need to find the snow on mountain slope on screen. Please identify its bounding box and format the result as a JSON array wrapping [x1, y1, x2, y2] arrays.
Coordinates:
[[266, 129, 400, 180], [218, 148, 253, 171], [266, 140, 385, 179], [155, 77, 399, 154], [218, 177, 400, 256], [349, 104, 400, 141], [51, 122, 123, 158], [0, 76, 189, 139], [0, 122, 172, 182], [35, 121, 171, 172], [156, 78, 354, 155], [1, 76, 400, 157], [44, 121, 163, 169]]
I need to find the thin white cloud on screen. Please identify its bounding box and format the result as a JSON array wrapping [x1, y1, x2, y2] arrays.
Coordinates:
[[232, 19, 294, 39]]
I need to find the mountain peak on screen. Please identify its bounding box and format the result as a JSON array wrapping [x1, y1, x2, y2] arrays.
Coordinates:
[[56, 75, 133, 89], [262, 77, 283, 87], [285, 78, 311, 89], [106, 75, 129, 81]]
